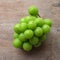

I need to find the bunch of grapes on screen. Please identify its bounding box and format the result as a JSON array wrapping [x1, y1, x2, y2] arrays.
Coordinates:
[[13, 6, 52, 52]]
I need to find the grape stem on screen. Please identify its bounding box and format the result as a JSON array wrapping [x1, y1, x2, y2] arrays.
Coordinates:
[[38, 14, 41, 17]]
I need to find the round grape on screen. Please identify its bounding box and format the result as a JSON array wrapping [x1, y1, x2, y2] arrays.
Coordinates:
[[19, 23, 27, 32], [34, 27, 43, 37], [24, 30, 34, 39], [28, 21, 37, 30], [23, 42, 32, 51], [14, 24, 20, 34], [42, 24, 50, 34], [28, 6, 38, 16], [13, 39, 22, 48], [34, 42, 41, 48], [25, 16, 36, 23], [29, 37, 39, 45], [35, 18, 44, 27], [19, 33, 27, 42], [40, 35, 46, 42], [20, 17, 26, 23], [44, 19, 52, 27], [13, 33, 19, 39]]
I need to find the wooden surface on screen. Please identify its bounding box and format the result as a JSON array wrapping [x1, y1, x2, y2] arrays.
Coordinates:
[[0, 0, 60, 60]]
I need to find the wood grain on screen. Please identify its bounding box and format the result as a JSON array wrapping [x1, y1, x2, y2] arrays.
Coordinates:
[[0, 0, 60, 60]]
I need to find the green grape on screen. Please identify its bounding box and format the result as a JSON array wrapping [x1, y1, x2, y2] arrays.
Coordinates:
[[13, 39, 22, 48], [25, 16, 36, 23], [19, 23, 27, 32], [35, 18, 44, 27], [28, 21, 37, 30], [20, 17, 26, 23], [34, 42, 41, 48], [19, 33, 27, 42], [13, 33, 19, 39], [14, 24, 20, 34], [24, 30, 34, 39], [42, 24, 50, 34], [34, 27, 43, 37], [29, 37, 39, 45], [44, 19, 52, 27], [23, 42, 32, 51], [40, 35, 46, 42], [28, 6, 38, 16]]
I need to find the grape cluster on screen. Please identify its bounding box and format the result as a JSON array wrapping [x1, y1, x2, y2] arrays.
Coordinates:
[[13, 6, 52, 51]]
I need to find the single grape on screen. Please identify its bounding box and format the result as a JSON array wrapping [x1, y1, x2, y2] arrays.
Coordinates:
[[14, 24, 20, 34], [28, 21, 37, 30], [28, 6, 38, 16], [13, 33, 19, 39], [20, 17, 26, 23], [23, 42, 32, 51], [35, 18, 44, 27], [42, 24, 50, 34], [44, 19, 52, 27], [19, 33, 27, 42], [19, 23, 27, 32], [34, 42, 41, 48], [34, 27, 43, 37], [24, 30, 34, 39], [13, 39, 22, 48], [40, 35, 46, 42], [25, 16, 36, 23], [29, 37, 39, 45]]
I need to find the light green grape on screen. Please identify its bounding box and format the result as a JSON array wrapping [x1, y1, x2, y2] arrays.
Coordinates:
[[29, 37, 39, 45], [28, 6, 38, 16], [13, 39, 22, 48], [25, 16, 36, 23], [20, 17, 26, 23], [23, 42, 32, 51], [19, 33, 27, 42], [34, 42, 41, 48], [42, 24, 50, 34], [28, 21, 37, 30], [44, 19, 52, 27], [34, 27, 43, 37], [24, 30, 34, 39], [35, 18, 44, 27], [19, 23, 27, 32], [14, 23, 20, 34], [13, 33, 19, 39], [40, 35, 46, 42]]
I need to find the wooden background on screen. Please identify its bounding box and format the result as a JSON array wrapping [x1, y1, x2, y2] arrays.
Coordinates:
[[0, 0, 60, 60]]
